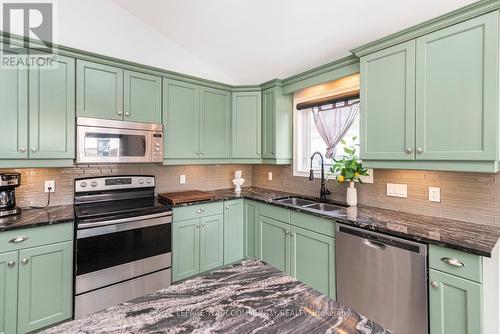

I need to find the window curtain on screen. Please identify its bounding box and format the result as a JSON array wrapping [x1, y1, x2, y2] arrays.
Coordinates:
[[312, 101, 359, 158]]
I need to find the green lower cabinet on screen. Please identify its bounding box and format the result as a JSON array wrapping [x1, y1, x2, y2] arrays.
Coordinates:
[[0, 251, 18, 334], [199, 214, 224, 272], [223, 200, 244, 264], [172, 218, 200, 282], [17, 241, 73, 334], [257, 215, 290, 274], [243, 200, 258, 258], [289, 226, 335, 298], [429, 269, 482, 334]]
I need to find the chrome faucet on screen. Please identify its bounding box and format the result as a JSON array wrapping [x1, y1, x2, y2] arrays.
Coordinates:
[[309, 152, 330, 201]]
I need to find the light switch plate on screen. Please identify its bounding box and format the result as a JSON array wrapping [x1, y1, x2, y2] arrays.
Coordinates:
[[179, 175, 186, 184], [359, 169, 374, 184], [268, 172, 273, 181], [386, 183, 407, 198], [429, 187, 441, 202], [44, 180, 55, 193]]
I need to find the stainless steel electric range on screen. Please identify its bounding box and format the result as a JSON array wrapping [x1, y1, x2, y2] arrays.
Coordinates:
[[73, 175, 172, 318]]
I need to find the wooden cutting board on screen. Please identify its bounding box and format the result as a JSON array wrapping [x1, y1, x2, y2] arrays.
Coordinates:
[[158, 190, 215, 205]]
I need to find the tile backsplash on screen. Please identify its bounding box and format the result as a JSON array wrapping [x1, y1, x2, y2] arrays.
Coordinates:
[[6, 164, 252, 207], [252, 165, 500, 226]]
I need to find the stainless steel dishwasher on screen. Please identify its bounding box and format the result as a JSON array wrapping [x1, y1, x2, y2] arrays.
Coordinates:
[[336, 224, 428, 334]]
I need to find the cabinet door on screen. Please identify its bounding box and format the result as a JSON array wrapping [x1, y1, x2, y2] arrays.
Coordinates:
[[172, 218, 200, 281], [29, 54, 75, 159], [223, 200, 244, 264], [200, 87, 231, 158], [429, 269, 482, 334], [360, 40, 416, 160], [0, 252, 18, 334], [163, 79, 200, 159], [199, 214, 224, 273], [262, 87, 275, 159], [415, 12, 498, 161], [232, 92, 261, 159], [123, 70, 162, 123], [257, 215, 289, 274], [244, 200, 258, 258], [76, 60, 123, 120], [17, 241, 72, 334], [290, 226, 335, 298], [0, 44, 28, 159]]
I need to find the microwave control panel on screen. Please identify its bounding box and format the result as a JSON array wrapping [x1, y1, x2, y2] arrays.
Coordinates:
[[152, 132, 163, 162]]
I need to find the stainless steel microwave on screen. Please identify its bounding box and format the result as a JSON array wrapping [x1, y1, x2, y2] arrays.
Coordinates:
[[76, 117, 163, 164]]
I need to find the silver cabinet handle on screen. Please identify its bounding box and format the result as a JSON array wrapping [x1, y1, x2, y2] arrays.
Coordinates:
[[9, 236, 29, 244], [125, 112, 130, 116], [195, 224, 200, 228], [225, 206, 229, 210], [19, 147, 26, 153], [272, 151, 275, 155], [21, 258, 29, 265], [201, 223, 206, 227], [290, 232, 295, 236], [441, 257, 465, 267], [201, 152, 205, 155], [196, 208, 205, 214], [257, 151, 261, 155], [196, 152, 200, 155], [405, 148, 413, 153], [7, 261, 16, 268], [31, 148, 37, 153], [431, 281, 439, 288], [117, 110, 123, 115], [285, 230, 289, 235], [416, 148, 423, 153]]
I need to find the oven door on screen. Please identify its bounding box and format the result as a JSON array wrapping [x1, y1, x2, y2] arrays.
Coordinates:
[[77, 125, 153, 163], [75, 212, 172, 294]]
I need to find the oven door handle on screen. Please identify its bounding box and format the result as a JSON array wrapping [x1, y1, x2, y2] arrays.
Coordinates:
[[77, 213, 172, 239]]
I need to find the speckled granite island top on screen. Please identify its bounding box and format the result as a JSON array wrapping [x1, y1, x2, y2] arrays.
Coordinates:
[[173, 187, 500, 257], [43, 260, 389, 334], [0, 205, 74, 232]]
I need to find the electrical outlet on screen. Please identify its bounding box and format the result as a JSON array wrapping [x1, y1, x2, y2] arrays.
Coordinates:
[[268, 172, 273, 181], [179, 175, 186, 184], [359, 169, 374, 184], [44, 180, 55, 193], [429, 187, 441, 202], [386, 183, 407, 198]]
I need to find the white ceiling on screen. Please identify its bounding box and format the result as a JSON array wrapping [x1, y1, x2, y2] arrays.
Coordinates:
[[113, 0, 477, 85]]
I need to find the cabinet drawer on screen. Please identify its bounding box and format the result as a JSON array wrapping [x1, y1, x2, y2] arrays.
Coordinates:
[[0, 223, 73, 253], [259, 203, 290, 223], [173, 202, 223, 221], [429, 244, 482, 283], [290, 211, 335, 238]]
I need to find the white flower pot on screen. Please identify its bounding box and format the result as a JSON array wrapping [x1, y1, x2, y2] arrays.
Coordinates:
[[346, 181, 358, 207]]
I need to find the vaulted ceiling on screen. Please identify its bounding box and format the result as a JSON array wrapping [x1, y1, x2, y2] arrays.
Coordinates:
[[113, 0, 476, 85]]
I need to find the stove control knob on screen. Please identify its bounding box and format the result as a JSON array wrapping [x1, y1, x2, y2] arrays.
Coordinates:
[[80, 182, 87, 188], [138, 179, 145, 185], [90, 181, 98, 188], [146, 178, 152, 184]]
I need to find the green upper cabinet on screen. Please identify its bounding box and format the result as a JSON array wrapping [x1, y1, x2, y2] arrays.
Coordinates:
[[17, 241, 72, 334], [123, 70, 161, 123], [76, 60, 123, 120], [163, 79, 200, 159], [261, 84, 293, 164], [360, 40, 416, 160], [0, 44, 28, 159], [223, 200, 244, 264], [289, 225, 336, 298], [0, 251, 18, 334], [257, 215, 290, 274], [200, 87, 231, 158], [415, 12, 498, 161], [199, 214, 224, 272], [232, 91, 262, 159], [429, 269, 482, 334], [172, 218, 200, 282], [29, 54, 75, 159]]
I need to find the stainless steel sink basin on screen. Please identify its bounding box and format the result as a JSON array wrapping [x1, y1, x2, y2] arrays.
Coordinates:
[[303, 203, 343, 212], [275, 197, 317, 207]]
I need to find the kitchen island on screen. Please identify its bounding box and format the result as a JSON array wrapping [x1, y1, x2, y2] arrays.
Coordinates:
[[43, 260, 389, 334]]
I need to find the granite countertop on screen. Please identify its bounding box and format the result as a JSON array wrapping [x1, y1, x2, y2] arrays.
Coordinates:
[[43, 259, 389, 334], [174, 187, 500, 257], [0, 204, 74, 232]]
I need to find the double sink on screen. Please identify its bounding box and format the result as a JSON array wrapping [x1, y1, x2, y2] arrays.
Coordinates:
[[274, 197, 345, 212]]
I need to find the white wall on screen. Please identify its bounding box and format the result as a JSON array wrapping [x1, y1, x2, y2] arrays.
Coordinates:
[[54, 0, 235, 84]]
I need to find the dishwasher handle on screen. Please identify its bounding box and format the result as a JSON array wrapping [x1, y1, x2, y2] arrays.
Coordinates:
[[363, 239, 386, 250]]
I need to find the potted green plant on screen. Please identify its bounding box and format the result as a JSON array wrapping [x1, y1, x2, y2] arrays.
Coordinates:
[[330, 137, 369, 206]]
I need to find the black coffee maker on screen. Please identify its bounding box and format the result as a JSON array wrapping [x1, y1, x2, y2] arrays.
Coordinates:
[[0, 173, 21, 217]]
